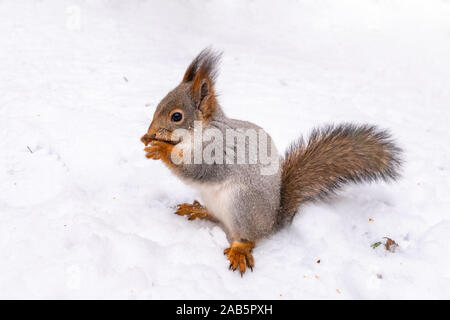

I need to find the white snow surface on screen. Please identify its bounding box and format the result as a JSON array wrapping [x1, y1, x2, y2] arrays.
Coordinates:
[[1, 0, 450, 299]]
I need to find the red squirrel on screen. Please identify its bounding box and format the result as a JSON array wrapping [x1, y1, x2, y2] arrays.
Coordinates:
[[141, 49, 402, 275]]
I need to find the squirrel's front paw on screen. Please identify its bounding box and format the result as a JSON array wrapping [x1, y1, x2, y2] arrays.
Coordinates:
[[144, 144, 161, 160], [224, 241, 255, 276], [175, 200, 216, 221], [144, 141, 173, 160]]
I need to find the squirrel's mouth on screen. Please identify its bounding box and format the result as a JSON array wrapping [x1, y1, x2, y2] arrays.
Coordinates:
[[150, 138, 180, 145], [141, 133, 180, 146]]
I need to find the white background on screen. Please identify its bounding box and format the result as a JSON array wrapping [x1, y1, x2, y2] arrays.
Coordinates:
[[1, 0, 450, 299]]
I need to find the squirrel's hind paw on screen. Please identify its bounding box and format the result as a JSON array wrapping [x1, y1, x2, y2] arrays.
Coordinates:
[[224, 241, 255, 276]]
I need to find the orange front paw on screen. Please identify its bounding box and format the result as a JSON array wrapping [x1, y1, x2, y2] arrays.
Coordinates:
[[175, 200, 216, 221], [144, 140, 174, 160], [224, 241, 255, 276], [144, 144, 161, 160]]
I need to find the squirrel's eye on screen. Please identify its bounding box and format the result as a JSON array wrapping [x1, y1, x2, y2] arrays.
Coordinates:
[[171, 112, 183, 122]]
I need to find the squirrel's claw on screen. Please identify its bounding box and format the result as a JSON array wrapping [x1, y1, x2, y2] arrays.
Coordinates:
[[224, 241, 255, 276]]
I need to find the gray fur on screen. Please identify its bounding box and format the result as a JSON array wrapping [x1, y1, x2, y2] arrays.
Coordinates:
[[172, 109, 282, 241]]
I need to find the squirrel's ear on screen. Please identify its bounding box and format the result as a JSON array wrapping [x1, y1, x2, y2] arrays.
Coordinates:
[[193, 77, 211, 108], [182, 48, 222, 120]]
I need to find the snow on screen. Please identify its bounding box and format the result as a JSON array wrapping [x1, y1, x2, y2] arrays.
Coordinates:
[[1, 0, 450, 299]]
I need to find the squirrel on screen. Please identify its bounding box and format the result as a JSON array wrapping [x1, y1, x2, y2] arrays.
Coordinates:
[[141, 48, 402, 276]]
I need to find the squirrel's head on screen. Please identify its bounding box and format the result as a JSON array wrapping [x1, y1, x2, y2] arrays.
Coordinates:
[[141, 48, 222, 146]]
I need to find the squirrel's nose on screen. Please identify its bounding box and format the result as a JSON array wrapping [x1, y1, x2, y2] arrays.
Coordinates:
[[141, 133, 156, 146]]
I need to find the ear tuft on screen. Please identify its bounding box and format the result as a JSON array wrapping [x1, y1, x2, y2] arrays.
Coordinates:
[[182, 47, 222, 84], [182, 48, 222, 121]]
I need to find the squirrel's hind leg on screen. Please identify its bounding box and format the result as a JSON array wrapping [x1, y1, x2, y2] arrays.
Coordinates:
[[224, 240, 255, 276], [175, 200, 218, 222]]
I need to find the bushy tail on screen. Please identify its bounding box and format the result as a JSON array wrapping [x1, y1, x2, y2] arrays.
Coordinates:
[[278, 124, 402, 225]]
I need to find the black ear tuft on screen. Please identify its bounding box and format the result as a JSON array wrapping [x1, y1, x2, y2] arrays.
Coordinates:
[[182, 47, 222, 85]]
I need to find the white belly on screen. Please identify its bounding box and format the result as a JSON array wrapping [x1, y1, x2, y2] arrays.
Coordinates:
[[192, 180, 237, 232]]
